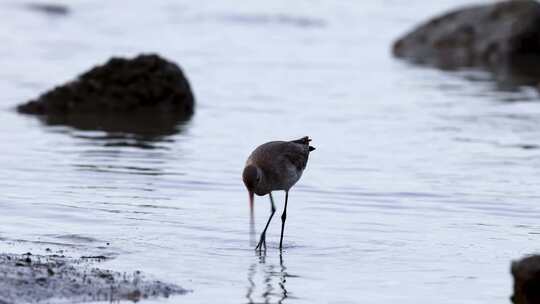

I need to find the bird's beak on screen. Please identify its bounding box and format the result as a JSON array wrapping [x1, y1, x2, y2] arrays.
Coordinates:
[[249, 191, 254, 215]]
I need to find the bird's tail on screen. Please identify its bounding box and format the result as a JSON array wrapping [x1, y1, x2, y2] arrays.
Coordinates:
[[292, 136, 315, 151], [291, 136, 311, 145]]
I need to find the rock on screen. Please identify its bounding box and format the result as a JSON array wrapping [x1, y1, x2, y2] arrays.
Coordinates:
[[25, 3, 70, 16], [393, 0, 540, 71], [17, 54, 195, 138], [511, 255, 540, 304], [0, 253, 189, 303], [18, 54, 194, 116]]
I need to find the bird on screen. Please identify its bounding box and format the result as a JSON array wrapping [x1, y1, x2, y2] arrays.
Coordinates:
[[242, 136, 315, 250]]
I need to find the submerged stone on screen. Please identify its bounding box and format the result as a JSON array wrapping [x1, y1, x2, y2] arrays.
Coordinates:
[[25, 3, 70, 16]]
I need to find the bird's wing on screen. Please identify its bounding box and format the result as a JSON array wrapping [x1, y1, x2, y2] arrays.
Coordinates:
[[253, 139, 311, 173], [282, 143, 309, 171]]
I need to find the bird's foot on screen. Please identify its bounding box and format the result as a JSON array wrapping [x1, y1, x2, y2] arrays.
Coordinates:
[[255, 234, 266, 251]]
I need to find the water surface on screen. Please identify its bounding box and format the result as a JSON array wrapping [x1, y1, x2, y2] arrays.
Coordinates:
[[1, 1, 540, 303]]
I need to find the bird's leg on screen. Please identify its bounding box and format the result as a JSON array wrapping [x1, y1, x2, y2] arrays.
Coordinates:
[[279, 191, 289, 250], [255, 192, 276, 251]]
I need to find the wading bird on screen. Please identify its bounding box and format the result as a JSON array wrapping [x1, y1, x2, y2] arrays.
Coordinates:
[[242, 136, 315, 250]]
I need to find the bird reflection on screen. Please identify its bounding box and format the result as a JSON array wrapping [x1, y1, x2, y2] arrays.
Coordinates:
[[246, 253, 293, 304]]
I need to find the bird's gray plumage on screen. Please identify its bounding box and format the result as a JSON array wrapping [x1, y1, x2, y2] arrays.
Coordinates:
[[245, 137, 313, 195]]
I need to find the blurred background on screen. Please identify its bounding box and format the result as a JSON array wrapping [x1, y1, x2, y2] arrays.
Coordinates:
[[1, 0, 540, 303]]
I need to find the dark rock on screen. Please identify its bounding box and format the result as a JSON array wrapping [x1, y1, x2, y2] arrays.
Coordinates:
[[17, 54, 194, 141], [18, 54, 194, 116], [0, 253, 189, 303], [80, 255, 108, 260], [393, 0, 540, 72], [25, 3, 70, 16], [221, 13, 326, 28], [511, 255, 540, 304]]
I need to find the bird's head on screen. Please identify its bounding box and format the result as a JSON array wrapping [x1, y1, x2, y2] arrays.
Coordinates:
[[242, 164, 261, 209]]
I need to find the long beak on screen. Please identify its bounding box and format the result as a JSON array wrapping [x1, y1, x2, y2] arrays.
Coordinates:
[[248, 191, 255, 245], [249, 191, 254, 215]]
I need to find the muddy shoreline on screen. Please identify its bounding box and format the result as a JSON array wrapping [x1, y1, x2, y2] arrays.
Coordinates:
[[0, 252, 188, 303]]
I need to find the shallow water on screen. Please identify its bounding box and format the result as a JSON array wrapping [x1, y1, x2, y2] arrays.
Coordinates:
[[1, 0, 540, 303]]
